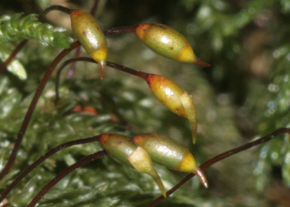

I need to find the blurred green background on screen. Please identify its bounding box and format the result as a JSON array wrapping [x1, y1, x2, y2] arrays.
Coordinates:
[[0, 0, 290, 206]]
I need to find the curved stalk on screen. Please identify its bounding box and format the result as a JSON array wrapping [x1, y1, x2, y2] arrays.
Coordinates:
[[4, 127, 289, 206], [0, 5, 136, 75], [146, 127, 290, 207], [27, 150, 107, 207], [0, 135, 101, 202], [54, 57, 149, 105], [0, 41, 81, 180], [0, 40, 28, 73], [53, 57, 198, 143], [0, 25, 144, 179], [38, 5, 73, 18]]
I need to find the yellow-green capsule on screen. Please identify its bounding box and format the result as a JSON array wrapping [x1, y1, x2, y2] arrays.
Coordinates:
[[133, 133, 208, 188], [135, 23, 210, 67], [99, 134, 167, 197], [146, 74, 197, 143], [71, 10, 107, 79]]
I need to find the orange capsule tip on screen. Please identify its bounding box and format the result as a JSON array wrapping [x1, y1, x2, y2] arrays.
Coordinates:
[[194, 58, 210, 67], [70, 9, 82, 17], [99, 134, 110, 144], [135, 24, 150, 39], [194, 167, 208, 189]]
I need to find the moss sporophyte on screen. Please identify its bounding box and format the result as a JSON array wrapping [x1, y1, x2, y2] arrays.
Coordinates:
[[1, 2, 289, 207]]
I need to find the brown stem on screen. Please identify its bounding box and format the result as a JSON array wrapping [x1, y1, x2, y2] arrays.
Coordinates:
[[0, 15, 136, 75], [107, 61, 149, 80], [0, 41, 81, 180], [0, 40, 28, 73], [0, 24, 141, 179], [146, 127, 290, 207], [104, 25, 138, 36], [27, 150, 108, 207], [90, 0, 100, 16], [0, 135, 101, 203], [39, 5, 73, 19], [54, 57, 149, 105]]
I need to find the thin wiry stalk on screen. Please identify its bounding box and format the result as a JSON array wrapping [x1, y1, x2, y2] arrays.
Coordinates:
[[0, 135, 101, 203], [27, 150, 108, 207], [0, 24, 143, 179], [0, 0, 136, 76], [4, 127, 289, 205], [39, 5, 72, 17], [103, 25, 137, 36], [0, 40, 28, 73], [0, 41, 81, 180], [90, 0, 100, 16], [54, 57, 149, 105], [146, 127, 290, 207]]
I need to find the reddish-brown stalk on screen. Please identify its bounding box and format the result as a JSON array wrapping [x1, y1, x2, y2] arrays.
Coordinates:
[[0, 41, 80, 179], [0, 135, 101, 203], [103, 25, 138, 36], [0, 40, 28, 73], [0, 2, 137, 76], [27, 150, 107, 207], [146, 127, 290, 207], [53, 57, 149, 105], [0, 25, 145, 180], [13, 127, 289, 206]]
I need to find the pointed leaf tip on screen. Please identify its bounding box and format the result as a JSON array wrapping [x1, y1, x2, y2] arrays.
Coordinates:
[[195, 58, 210, 67], [180, 92, 197, 144]]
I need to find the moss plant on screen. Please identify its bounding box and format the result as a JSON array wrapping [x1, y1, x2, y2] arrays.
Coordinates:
[[0, 0, 290, 206]]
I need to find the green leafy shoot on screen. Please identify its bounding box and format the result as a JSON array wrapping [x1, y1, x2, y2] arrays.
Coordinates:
[[0, 13, 73, 48]]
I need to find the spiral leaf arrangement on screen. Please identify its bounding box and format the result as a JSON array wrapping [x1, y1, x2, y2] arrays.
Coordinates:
[[0, 13, 73, 48]]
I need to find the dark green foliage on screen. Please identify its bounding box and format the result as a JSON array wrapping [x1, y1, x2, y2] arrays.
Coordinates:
[[0, 13, 73, 48]]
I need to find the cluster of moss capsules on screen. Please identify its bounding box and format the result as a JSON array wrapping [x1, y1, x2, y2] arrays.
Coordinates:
[[0, 4, 211, 204], [69, 6, 210, 196]]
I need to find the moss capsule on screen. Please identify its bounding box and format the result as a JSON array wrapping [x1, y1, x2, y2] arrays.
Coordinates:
[[99, 134, 166, 197], [146, 74, 197, 143], [71, 10, 107, 79], [133, 133, 208, 188], [135, 23, 210, 67]]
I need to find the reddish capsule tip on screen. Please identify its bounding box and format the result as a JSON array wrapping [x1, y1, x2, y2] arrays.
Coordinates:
[[146, 74, 155, 86], [195, 58, 210, 67], [99, 134, 110, 145], [71, 9, 82, 17], [195, 167, 208, 189], [132, 136, 141, 144]]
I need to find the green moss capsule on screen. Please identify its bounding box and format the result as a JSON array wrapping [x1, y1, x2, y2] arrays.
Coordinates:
[[70, 10, 107, 79], [99, 134, 166, 197], [133, 133, 208, 188], [146, 74, 197, 143], [135, 23, 210, 67]]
